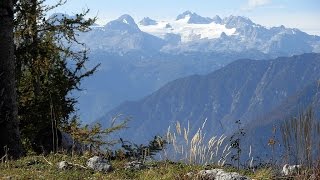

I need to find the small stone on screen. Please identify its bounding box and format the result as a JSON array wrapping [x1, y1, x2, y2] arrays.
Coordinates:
[[185, 172, 195, 178], [57, 161, 71, 170], [124, 161, 146, 170], [281, 164, 302, 176], [87, 156, 112, 172]]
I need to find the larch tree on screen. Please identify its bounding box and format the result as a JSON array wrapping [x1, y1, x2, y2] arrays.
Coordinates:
[[14, 0, 99, 152]]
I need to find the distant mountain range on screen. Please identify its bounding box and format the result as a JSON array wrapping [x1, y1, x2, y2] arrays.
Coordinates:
[[81, 11, 320, 55], [95, 53, 320, 147], [64, 11, 320, 122]]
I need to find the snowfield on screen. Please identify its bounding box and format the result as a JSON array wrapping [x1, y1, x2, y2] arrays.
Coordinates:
[[138, 15, 236, 42]]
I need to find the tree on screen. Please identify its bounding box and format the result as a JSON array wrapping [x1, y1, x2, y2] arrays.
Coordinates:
[[0, 0, 23, 158], [14, 0, 98, 152]]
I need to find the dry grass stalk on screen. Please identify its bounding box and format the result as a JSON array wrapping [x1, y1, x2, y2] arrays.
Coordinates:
[[165, 120, 231, 165], [280, 108, 320, 167]]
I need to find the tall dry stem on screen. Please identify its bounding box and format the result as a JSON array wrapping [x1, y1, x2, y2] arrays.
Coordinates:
[[165, 120, 231, 165]]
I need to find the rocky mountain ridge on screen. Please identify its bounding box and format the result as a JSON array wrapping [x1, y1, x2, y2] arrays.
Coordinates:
[[96, 53, 320, 145]]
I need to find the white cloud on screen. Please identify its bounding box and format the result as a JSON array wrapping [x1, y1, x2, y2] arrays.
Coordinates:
[[251, 13, 320, 35], [245, 0, 272, 10]]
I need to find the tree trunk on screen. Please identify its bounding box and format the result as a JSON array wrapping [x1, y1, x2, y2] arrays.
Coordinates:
[[0, 0, 23, 158]]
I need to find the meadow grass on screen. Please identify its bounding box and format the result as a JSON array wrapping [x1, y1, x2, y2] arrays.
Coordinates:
[[165, 120, 231, 166]]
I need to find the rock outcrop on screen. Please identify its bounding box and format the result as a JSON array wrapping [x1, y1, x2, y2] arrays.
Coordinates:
[[124, 161, 146, 170], [87, 156, 112, 172], [197, 169, 250, 180]]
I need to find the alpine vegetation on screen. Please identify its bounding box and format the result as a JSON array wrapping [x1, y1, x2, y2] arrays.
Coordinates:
[[164, 120, 231, 166]]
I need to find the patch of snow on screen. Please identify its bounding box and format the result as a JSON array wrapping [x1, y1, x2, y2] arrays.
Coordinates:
[[138, 16, 236, 43], [123, 19, 128, 24]]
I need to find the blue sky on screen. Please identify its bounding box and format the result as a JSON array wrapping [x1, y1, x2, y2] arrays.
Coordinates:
[[46, 0, 320, 35]]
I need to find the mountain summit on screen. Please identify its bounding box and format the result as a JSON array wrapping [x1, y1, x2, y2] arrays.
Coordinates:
[[176, 11, 213, 24], [139, 17, 158, 26], [105, 14, 140, 33], [222, 15, 254, 28]]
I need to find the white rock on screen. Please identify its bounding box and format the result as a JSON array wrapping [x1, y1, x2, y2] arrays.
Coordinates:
[[282, 164, 302, 176], [185, 172, 194, 178], [198, 169, 250, 180], [87, 156, 112, 172], [58, 161, 71, 170]]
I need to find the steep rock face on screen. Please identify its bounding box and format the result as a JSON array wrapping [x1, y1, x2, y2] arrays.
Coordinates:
[[97, 53, 320, 143], [78, 51, 270, 122], [244, 80, 320, 158], [105, 14, 141, 33]]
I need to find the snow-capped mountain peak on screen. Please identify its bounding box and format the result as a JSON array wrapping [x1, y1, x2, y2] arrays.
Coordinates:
[[139, 17, 158, 26], [139, 12, 235, 42], [117, 14, 137, 26], [104, 14, 140, 32], [212, 15, 222, 24], [77, 12, 320, 54], [176, 11, 193, 20], [176, 11, 213, 24], [223, 15, 254, 28]]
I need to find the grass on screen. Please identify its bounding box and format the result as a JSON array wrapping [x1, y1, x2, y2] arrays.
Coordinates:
[[0, 153, 206, 179], [0, 153, 280, 179], [0, 153, 102, 179], [2, 115, 318, 179], [165, 120, 230, 165]]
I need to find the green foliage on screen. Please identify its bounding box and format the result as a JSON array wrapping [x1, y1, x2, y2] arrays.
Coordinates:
[[65, 116, 129, 154], [13, 0, 99, 151], [119, 136, 167, 161]]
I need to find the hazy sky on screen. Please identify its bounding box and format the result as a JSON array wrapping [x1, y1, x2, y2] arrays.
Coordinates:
[[46, 0, 320, 35]]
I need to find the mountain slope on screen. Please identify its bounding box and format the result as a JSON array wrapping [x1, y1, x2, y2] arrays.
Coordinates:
[[72, 12, 320, 122], [244, 80, 320, 158], [96, 53, 320, 143]]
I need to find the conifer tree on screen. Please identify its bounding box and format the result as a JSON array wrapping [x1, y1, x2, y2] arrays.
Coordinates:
[[0, 0, 24, 158], [14, 0, 99, 151]]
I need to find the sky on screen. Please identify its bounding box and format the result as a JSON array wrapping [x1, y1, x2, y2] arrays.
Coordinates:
[[46, 0, 320, 35]]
